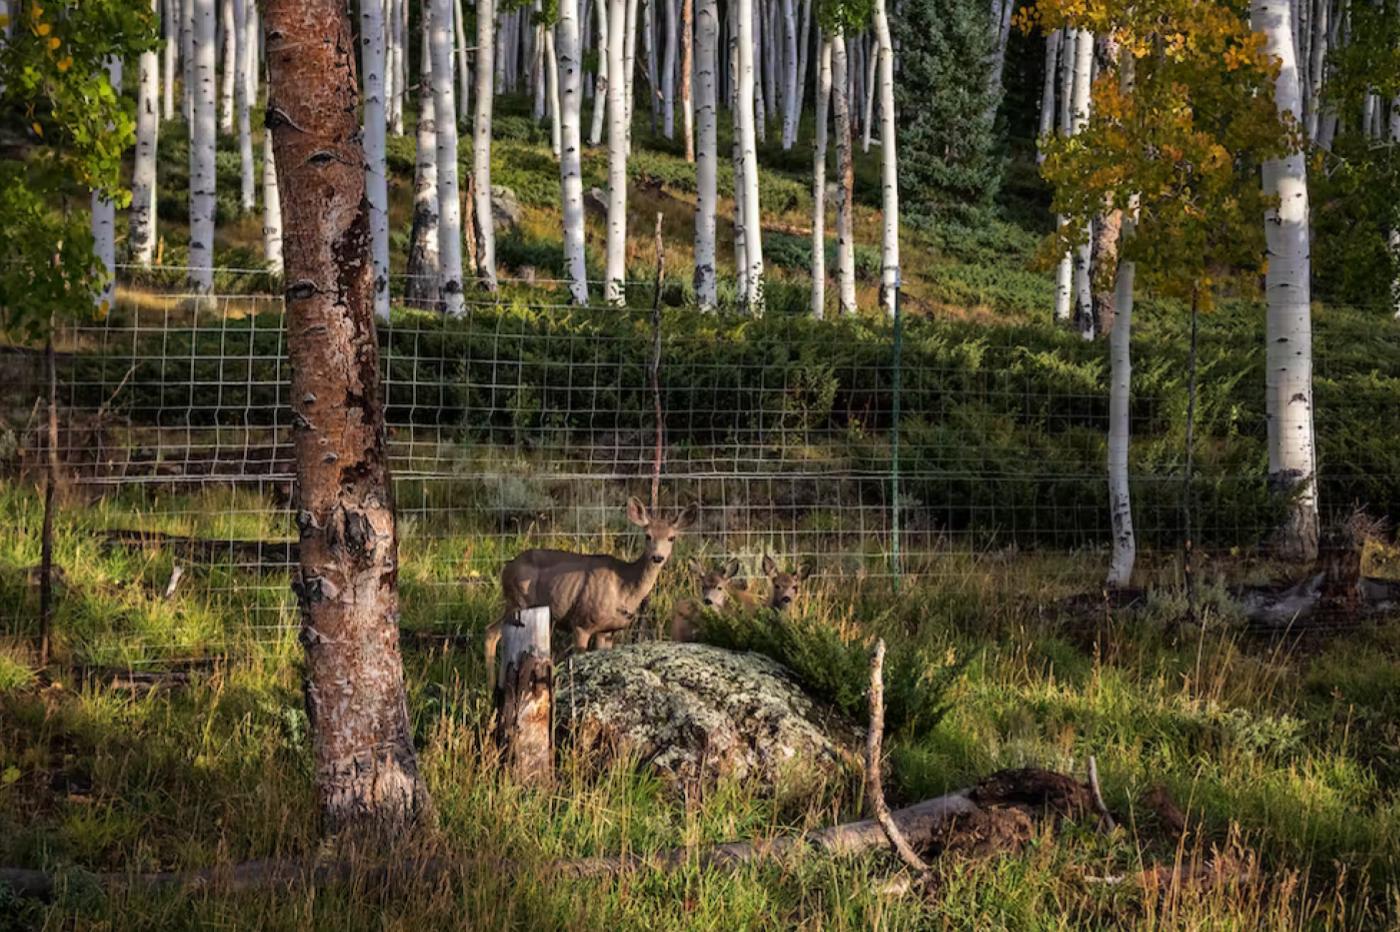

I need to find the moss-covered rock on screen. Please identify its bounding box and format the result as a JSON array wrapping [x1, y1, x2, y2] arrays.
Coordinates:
[[556, 641, 859, 790]]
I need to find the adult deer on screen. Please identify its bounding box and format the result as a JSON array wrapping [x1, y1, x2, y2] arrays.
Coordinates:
[[669, 554, 810, 642], [486, 496, 698, 684]]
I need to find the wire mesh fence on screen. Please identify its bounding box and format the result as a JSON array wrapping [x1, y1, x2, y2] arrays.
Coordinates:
[[2, 268, 1398, 664]]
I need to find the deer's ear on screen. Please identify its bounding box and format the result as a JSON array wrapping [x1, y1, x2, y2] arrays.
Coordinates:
[[797, 564, 813, 581], [762, 554, 778, 577], [723, 558, 742, 579], [675, 502, 699, 530], [626, 496, 650, 527]]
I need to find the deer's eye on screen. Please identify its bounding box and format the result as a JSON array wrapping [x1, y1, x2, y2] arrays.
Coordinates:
[[668, 536, 676, 542]]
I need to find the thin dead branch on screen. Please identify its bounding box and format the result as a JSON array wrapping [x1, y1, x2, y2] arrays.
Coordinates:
[[865, 639, 931, 874]]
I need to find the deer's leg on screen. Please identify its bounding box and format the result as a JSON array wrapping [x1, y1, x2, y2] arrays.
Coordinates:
[[593, 632, 615, 650], [485, 610, 513, 689], [573, 626, 591, 652]]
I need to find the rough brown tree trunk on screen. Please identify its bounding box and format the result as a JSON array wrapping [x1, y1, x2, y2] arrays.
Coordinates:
[[262, 0, 431, 836]]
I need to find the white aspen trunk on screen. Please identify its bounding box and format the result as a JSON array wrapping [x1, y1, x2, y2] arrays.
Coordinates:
[[873, 0, 898, 317], [752, 0, 766, 143], [557, 0, 589, 304], [432, 0, 467, 314], [92, 58, 122, 309], [1106, 205, 1137, 589], [693, 0, 719, 309], [862, 32, 877, 152], [832, 31, 856, 315], [662, 0, 678, 137], [132, 5, 161, 267], [190, 0, 216, 292], [475, 0, 499, 290], [261, 128, 283, 273], [162, 0, 177, 120], [243, 0, 258, 125], [736, 0, 764, 312], [983, 0, 1013, 124], [546, 26, 563, 159], [811, 34, 831, 319], [408, 9, 440, 305], [1305, 0, 1327, 140], [182, 0, 194, 123], [386, 0, 399, 127], [1254, 0, 1320, 563], [234, 0, 254, 213], [624, 0, 640, 152], [589, 0, 609, 145], [682, 0, 694, 160], [1036, 28, 1060, 165], [453, 0, 470, 124], [605, 0, 629, 303], [533, 11, 547, 119], [1052, 28, 1075, 322], [361, 0, 392, 321], [219, 0, 235, 134], [779, 0, 797, 148], [1070, 28, 1093, 338], [730, 11, 748, 303]]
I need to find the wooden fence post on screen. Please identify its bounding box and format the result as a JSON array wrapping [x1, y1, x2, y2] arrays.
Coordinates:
[[494, 606, 553, 785]]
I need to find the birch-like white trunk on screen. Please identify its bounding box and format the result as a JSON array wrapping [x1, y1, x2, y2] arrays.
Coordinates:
[[407, 9, 440, 306], [182, 0, 194, 122], [162, 0, 177, 120], [1304, 0, 1327, 140], [545, 25, 562, 158], [190, 0, 217, 292], [431, 0, 466, 315], [557, 0, 589, 304], [234, 0, 254, 213], [873, 0, 898, 316], [752, 0, 766, 143], [589, 0, 609, 145], [861, 32, 877, 153], [92, 58, 122, 309], [681, 0, 694, 161], [261, 128, 283, 273], [730, 12, 748, 303], [1036, 28, 1060, 165], [605, 0, 629, 303], [475, 0, 499, 290], [779, 0, 797, 148], [1052, 28, 1074, 322], [1105, 206, 1137, 589], [453, 0, 470, 123], [693, 0, 718, 309], [1392, 97, 1400, 318], [219, 0, 236, 134], [132, 6, 161, 267], [811, 34, 831, 319], [1070, 29, 1094, 338], [662, 0, 678, 137], [736, 0, 764, 313], [1254, 0, 1320, 562], [644, 0, 661, 132], [792, 0, 811, 134], [360, 0, 391, 321], [832, 31, 856, 315]]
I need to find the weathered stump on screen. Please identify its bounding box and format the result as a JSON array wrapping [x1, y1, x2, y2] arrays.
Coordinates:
[[493, 606, 553, 785]]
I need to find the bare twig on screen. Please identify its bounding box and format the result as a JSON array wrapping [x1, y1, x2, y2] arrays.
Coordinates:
[[162, 563, 185, 601], [1086, 755, 1115, 832], [866, 639, 931, 874]]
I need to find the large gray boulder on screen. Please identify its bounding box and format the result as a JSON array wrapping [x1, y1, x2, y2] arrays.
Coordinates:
[[556, 641, 859, 790]]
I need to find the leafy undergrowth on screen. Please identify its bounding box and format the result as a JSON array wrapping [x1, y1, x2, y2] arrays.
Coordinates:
[[1, 480, 1399, 928]]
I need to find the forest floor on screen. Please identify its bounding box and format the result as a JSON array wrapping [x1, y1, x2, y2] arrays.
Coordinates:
[[2, 100, 1400, 928]]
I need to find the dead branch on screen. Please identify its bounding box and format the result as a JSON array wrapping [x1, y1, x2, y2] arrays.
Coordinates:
[[1087, 755, 1115, 832], [865, 639, 931, 874]]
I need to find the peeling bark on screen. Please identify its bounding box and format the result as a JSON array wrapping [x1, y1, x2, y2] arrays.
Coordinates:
[[262, 0, 431, 835]]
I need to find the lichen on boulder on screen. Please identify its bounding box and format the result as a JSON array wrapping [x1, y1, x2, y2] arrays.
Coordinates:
[[555, 641, 859, 790]]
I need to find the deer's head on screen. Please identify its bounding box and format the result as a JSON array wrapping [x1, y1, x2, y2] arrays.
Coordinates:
[[628, 497, 699, 566], [689, 558, 743, 608], [762, 554, 812, 611]]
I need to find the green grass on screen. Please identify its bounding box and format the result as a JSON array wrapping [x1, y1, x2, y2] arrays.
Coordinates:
[[1, 480, 1398, 927]]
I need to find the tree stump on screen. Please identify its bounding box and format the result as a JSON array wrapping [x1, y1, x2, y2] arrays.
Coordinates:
[[494, 606, 553, 785]]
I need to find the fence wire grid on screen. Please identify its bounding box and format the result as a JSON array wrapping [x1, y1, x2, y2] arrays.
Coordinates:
[[2, 270, 1397, 664]]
